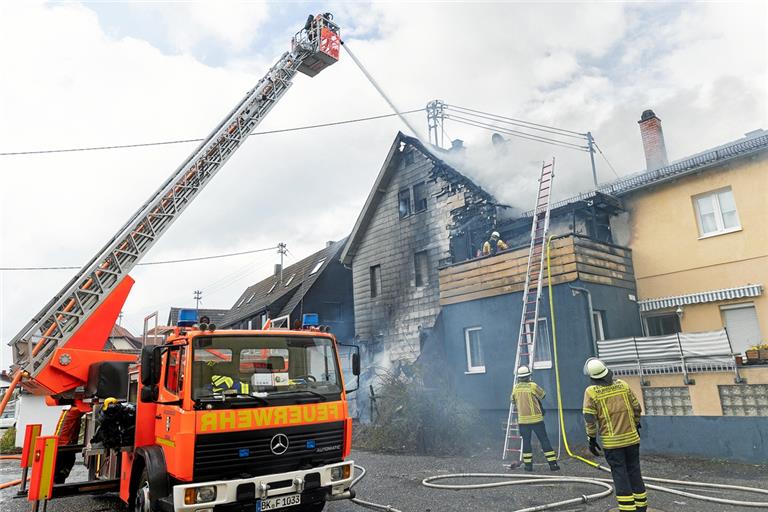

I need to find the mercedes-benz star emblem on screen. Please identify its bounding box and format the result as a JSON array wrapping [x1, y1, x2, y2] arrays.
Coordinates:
[[270, 434, 289, 455]]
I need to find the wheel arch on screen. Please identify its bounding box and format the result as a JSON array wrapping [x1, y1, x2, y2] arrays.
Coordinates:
[[134, 445, 170, 503]]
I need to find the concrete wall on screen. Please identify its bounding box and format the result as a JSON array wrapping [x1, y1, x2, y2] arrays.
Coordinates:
[[352, 147, 475, 363], [622, 152, 768, 338]]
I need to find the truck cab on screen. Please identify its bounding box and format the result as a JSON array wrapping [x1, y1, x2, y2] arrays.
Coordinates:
[[129, 315, 358, 512]]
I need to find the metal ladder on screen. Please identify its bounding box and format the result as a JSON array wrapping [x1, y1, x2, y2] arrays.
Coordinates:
[[502, 159, 555, 462], [8, 16, 341, 381]]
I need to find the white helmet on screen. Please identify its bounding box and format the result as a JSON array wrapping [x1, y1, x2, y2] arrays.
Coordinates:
[[492, 231, 501, 238], [517, 365, 531, 378], [584, 358, 609, 379]]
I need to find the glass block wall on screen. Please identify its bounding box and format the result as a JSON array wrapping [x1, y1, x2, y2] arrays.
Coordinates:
[[718, 385, 768, 416], [642, 387, 693, 416]]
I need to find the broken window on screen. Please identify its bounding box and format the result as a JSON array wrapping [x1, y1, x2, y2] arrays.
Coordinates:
[[693, 187, 740, 237], [644, 313, 680, 336], [398, 189, 411, 218], [413, 182, 427, 212], [370, 265, 381, 298], [414, 250, 429, 287], [465, 327, 485, 373]]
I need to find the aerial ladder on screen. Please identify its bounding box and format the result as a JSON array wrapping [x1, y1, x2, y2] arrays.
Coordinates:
[[1, 13, 342, 412], [502, 159, 555, 464]]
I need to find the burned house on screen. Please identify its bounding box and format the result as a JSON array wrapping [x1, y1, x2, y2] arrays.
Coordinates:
[[221, 239, 354, 343], [340, 132, 499, 372]]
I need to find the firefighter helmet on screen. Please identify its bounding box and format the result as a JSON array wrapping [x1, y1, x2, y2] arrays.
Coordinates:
[[584, 358, 609, 379], [517, 365, 532, 378], [102, 397, 119, 411], [492, 231, 501, 238]]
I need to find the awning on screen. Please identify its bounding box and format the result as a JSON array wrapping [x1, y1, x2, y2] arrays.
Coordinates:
[[639, 284, 763, 312]]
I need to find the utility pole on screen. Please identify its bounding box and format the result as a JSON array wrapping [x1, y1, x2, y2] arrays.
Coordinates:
[[586, 131, 598, 188], [426, 100, 445, 148], [194, 290, 202, 310], [277, 243, 287, 285], [118, 311, 124, 326]]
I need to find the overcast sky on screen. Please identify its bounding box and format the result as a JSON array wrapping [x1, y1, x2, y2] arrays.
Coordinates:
[[0, 1, 766, 368]]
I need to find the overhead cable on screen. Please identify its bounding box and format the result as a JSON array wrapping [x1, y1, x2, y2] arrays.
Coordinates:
[[445, 114, 589, 151], [593, 141, 621, 179], [446, 103, 586, 137], [0, 110, 423, 157], [0, 245, 278, 271]]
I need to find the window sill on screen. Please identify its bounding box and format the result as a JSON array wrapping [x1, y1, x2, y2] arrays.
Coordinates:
[[698, 227, 742, 240], [465, 368, 486, 375]]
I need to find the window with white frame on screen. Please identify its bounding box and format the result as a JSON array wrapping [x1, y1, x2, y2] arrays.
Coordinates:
[[533, 318, 552, 369], [592, 310, 606, 341], [693, 187, 740, 237], [464, 327, 485, 373]]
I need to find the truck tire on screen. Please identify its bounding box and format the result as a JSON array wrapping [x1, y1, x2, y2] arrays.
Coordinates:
[[134, 468, 153, 512]]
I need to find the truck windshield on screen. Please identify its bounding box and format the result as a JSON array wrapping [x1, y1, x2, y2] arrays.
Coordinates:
[[191, 335, 342, 402]]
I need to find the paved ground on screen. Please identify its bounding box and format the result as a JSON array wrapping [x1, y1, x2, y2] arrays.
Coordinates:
[[2, 450, 766, 512]]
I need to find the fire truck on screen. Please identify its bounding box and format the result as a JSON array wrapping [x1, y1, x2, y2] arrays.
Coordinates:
[[2, 13, 360, 512]]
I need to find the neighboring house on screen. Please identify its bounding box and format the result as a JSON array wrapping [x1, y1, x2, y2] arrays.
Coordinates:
[[221, 239, 353, 343], [167, 307, 229, 327], [104, 324, 142, 353], [341, 132, 498, 370]]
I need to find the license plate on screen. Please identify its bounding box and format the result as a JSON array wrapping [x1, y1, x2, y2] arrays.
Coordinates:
[[257, 494, 302, 511]]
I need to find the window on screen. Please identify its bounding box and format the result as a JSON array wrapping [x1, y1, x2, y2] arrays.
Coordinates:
[[234, 295, 247, 308], [465, 327, 485, 373], [719, 384, 768, 416], [592, 310, 606, 341], [721, 304, 762, 354], [369, 265, 381, 298], [246, 291, 257, 304], [414, 250, 429, 287], [322, 302, 343, 322], [413, 182, 427, 212], [267, 281, 277, 294], [310, 258, 326, 275], [693, 187, 740, 237], [284, 273, 296, 287], [642, 387, 693, 416], [533, 318, 552, 369], [644, 313, 681, 336], [165, 347, 186, 395], [398, 189, 411, 218]]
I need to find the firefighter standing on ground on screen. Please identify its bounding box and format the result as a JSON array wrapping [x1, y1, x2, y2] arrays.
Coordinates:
[[511, 365, 560, 471], [583, 358, 648, 512], [482, 231, 508, 256]]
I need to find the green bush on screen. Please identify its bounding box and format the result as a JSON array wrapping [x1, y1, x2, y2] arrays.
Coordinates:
[[0, 427, 19, 454], [353, 365, 485, 456]]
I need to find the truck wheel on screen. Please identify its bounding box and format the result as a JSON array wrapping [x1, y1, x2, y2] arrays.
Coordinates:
[[134, 468, 153, 512]]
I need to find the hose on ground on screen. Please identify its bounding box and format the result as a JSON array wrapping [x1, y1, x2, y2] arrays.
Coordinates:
[[543, 236, 768, 509], [348, 464, 404, 512], [0, 479, 21, 490], [422, 473, 613, 512]]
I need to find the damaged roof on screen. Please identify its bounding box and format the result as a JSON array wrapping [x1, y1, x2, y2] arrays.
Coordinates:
[[222, 238, 348, 327], [340, 132, 494, 265]]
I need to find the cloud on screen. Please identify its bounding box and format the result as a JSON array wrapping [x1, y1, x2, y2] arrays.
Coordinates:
[[1, 2, 765, 366]]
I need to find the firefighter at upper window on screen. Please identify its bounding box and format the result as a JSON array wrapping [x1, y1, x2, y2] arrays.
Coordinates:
[[510, 365, 559, 471], [583, 358, 648, 512], [482, 231, 508, 256]]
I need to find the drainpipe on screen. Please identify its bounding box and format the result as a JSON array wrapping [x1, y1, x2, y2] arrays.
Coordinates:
[[570, 286, 597, 356]]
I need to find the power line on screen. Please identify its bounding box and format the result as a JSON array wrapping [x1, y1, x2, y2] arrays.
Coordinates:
[[0, 109, 424, 156], [593, 141, 621, 179], [445, 104, 587, 140], [445, 114, 589, 151], [0, 245, 278, 271], [446, 104, 586, 137]]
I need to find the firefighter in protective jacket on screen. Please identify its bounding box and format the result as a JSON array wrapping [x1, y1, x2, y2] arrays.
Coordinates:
[[510, 365, 559, 471], [583, 358, 648, 512], [482, 231, 508, 256]]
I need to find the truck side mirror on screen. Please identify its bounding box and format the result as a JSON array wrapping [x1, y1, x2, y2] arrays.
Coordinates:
[[352, 353, 360, 376], [140, 384, 159, 403], [140, 345, 162, 386]]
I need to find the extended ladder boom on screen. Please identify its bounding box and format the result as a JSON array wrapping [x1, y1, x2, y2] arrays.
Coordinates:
[[8, 15, 341, 388]]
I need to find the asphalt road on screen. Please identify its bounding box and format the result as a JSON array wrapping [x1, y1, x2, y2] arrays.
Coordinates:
[[2, 450, 766, 512]]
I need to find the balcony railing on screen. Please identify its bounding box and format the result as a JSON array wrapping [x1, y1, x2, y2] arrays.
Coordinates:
[[596, 329, 744, 384]]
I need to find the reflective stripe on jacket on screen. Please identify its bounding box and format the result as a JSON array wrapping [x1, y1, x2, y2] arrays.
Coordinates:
[[512, 381, 545, 424], [582, 379, 641, 449], [212, 375, 250, 394]]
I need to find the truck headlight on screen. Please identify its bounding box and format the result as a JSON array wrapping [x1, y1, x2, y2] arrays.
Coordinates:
[[331, 464, 352, 481], [184, 486, 216, 504]]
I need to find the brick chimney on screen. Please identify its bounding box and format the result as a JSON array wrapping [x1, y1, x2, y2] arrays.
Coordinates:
[[638, 109, 669, 170]]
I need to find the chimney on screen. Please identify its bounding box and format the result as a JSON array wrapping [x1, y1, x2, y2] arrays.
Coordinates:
[[638, 109, 669, 170], [274, 263, 282, 277], [326, 240, 335, 247]]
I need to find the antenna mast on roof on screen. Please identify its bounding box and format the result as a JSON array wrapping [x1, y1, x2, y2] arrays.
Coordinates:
[[427, 100, 446, 149], [277, 243, 287, 285]]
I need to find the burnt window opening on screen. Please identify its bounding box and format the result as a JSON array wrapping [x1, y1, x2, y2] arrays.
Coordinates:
[[414, 250, 429, 287], [398, 189, 411, 219], [369, 265, 382, 298], [413, 182, 427, 213]]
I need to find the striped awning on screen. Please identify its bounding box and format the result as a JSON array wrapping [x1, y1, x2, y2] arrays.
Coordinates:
[[639, 284, 763, 312]]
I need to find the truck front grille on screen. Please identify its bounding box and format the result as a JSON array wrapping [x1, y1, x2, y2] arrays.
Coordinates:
[[194, 421, 344, 482]]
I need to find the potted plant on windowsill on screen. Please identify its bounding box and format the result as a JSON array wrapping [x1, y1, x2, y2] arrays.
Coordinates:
[[745, 346, 761, 363], [759, 343, 768, 362]]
